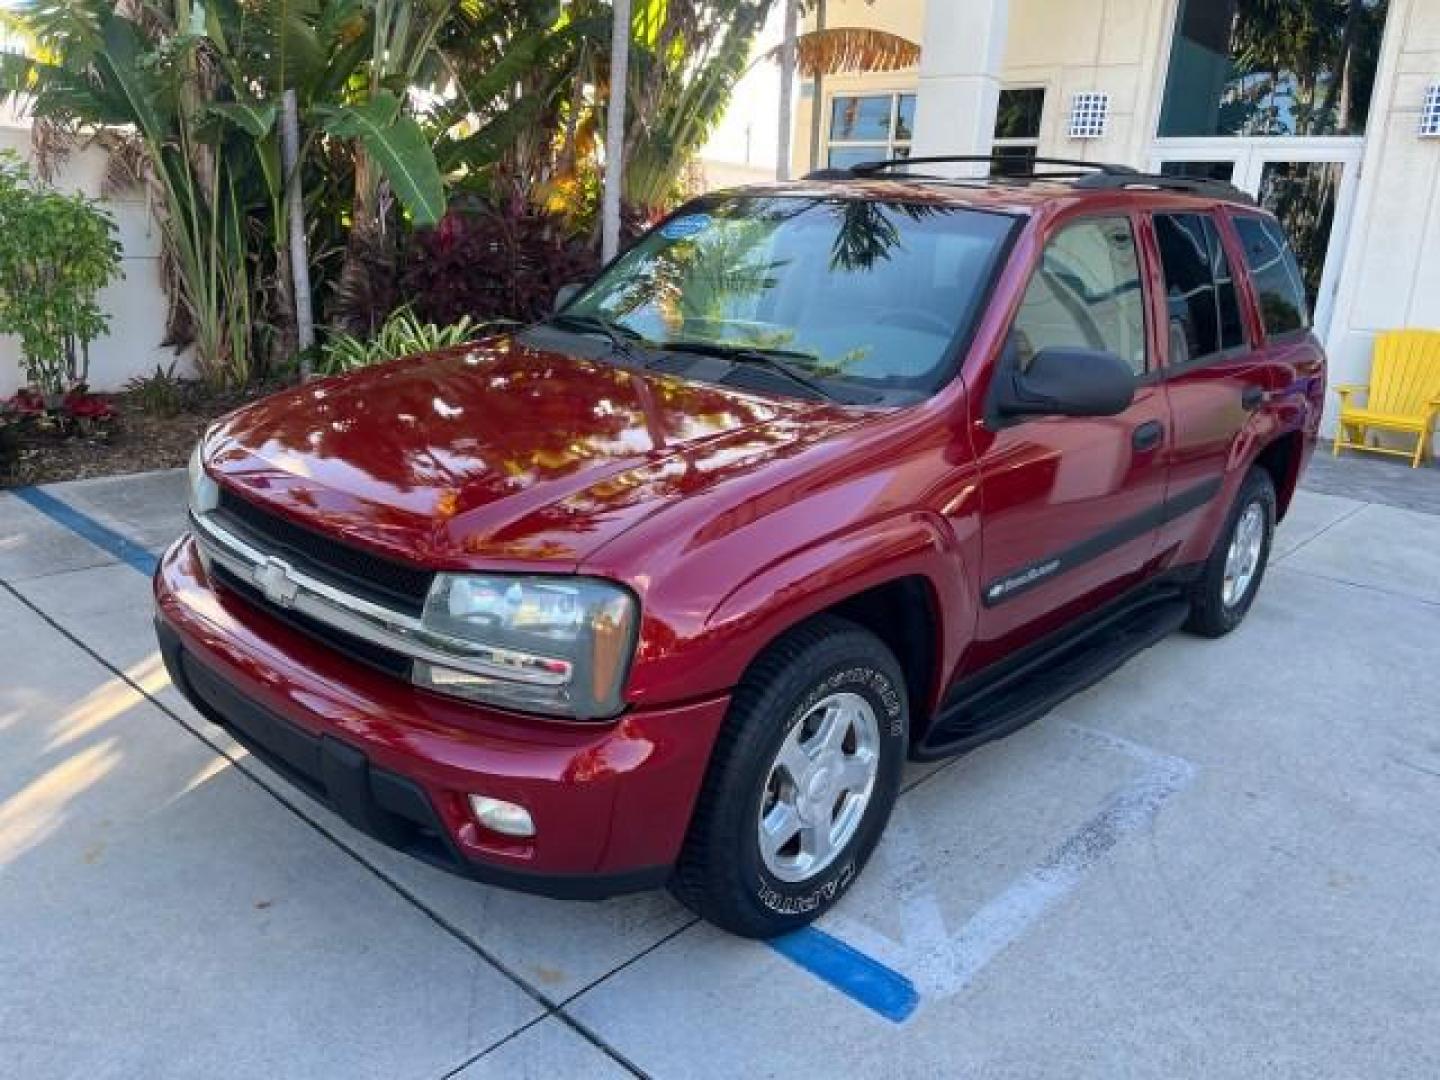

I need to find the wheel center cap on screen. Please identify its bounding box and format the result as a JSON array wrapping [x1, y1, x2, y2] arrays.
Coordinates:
[[805, 767, 833, 806], [797, 751, 844, 823]]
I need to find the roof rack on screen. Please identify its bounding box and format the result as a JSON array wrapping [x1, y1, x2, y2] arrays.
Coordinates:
[[803, 154, 1255, 205], [1071, 170, 1256, 205], [828, 155, 1137, 178]]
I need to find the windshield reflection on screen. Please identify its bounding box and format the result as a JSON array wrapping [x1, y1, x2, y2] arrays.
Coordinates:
[[562, 195, 1014, 400]]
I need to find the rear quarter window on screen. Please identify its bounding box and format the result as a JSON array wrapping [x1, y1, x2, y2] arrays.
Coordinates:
[[1233, 216, 1310, 338], [1153, 212, 1246, 365]]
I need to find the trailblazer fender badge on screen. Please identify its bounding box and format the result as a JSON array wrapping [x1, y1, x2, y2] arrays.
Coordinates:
[[985, 558, 1062, 606]]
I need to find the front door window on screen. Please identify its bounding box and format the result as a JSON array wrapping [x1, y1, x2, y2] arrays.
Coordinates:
[[1012, 218, 1148, 376]]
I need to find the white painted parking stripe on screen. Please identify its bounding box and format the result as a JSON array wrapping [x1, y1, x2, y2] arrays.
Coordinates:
[[824, 726, 1196, 1010]]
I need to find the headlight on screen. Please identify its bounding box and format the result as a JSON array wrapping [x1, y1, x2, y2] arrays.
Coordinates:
[[412, 574, 638, 719], [187, 441, 219, 514]]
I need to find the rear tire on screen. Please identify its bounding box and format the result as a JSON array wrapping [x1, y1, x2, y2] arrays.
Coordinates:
[[1185, 467, 1276, 638], [670, 615, 907, 939]]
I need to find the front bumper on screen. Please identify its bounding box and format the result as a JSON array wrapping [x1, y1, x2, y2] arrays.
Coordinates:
[[153, 535, 730, 899]]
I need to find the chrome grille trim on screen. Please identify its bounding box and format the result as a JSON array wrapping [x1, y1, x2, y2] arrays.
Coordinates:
[[190, 512, 569, 687]]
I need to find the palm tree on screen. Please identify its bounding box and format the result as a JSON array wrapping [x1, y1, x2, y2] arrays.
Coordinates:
[[603, 0, 632, 260], [776, 0, 799, 180]]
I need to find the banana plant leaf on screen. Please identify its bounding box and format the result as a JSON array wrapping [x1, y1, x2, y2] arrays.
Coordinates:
[[318, 90, 445, 226]]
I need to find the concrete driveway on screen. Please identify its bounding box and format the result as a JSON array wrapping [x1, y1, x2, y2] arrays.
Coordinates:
[[2, 464, 1438, 1079]]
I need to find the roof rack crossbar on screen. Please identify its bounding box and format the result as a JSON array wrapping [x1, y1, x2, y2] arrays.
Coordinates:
[[800, 154, 1257, 206], [834, 155, 1139, 178]]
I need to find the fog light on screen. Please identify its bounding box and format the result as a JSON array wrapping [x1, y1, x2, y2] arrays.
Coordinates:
[[468, 794, 535, 838]]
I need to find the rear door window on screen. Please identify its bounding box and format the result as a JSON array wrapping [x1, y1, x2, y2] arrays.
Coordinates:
[[1011, 217, 1148, 376], [1152, 212, 1245, 366], [1233, 215, 1310, 337]]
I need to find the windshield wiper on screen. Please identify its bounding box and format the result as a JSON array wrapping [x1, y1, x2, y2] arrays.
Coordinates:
[[546, 313, 650, 367], [656, 340, 841, 402]]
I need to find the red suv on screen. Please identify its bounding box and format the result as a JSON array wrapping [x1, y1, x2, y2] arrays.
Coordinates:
[[155, 159, 1325, 937]]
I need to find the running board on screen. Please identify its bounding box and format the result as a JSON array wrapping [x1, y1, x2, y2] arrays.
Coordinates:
[[914, 591, 1192, 761]]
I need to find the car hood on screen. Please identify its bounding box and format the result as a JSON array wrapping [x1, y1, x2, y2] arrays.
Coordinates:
[[204, 336, 860, 570]]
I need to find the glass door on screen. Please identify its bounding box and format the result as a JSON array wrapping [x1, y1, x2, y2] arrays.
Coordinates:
[[1244, 149, 1358, 336], [1150, 140, 1362, 336]]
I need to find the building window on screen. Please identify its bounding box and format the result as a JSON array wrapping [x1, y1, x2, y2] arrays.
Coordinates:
[[827, 93, 916, 169], [1158, 161, 1236, 183], [992, 87, 1045, 176], [1158, 0, 1389, 138]]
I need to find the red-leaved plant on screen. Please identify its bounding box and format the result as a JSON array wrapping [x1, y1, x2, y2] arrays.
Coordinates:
[[400, 200, 600, 328], [4, 384, 115, 435]]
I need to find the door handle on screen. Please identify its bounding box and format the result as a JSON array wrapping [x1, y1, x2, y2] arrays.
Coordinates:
[[1132, 420, 1164, 452], [1241, 384, 1265, 411]]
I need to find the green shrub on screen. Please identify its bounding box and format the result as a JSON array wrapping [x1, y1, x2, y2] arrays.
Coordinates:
[[0, 152, 122, 400], [319, 307, 487, 374], [124, 361, 187, 417]]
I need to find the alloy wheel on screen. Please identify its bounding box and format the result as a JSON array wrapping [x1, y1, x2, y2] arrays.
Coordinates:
[[757, 691, 881, 883]]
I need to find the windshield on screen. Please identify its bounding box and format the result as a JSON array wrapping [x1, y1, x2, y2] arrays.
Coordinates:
[[560, 194, 1016, 402]]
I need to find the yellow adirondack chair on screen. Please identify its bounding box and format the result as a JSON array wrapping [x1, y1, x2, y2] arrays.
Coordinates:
[[1333, 329, 1440, 467]]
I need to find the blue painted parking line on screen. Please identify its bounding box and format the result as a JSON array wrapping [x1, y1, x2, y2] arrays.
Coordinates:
[[769, 926, 920, 1023], [16, 482, 930, 1021], [11, 485, 159, 576]]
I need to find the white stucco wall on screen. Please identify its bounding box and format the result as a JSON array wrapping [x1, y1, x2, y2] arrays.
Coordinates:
[[1003, 0, 1173, 167], [0, 122, 186, 397]]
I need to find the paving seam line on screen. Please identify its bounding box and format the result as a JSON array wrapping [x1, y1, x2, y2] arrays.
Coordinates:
[[439, 916, 703, 1079], [0, 576, 652, 1080], [1271, 499, 1369, 561], [1271, 562, 1440, 610]]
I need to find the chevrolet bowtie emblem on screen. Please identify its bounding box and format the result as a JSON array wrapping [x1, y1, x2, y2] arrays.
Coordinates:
[[254, 556, 301, 609]]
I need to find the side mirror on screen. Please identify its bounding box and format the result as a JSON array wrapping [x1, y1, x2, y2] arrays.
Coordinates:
[[995, 346, 1136, 418], [553, 282, 584, 313]]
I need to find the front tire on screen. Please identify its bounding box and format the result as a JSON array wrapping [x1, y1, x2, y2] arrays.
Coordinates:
[[1185, 467, 1276, 637], [670, 615, 907, 939]]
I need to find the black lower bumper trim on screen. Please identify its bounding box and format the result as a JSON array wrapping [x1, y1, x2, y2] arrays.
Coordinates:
[[155, 616, 670, 901]]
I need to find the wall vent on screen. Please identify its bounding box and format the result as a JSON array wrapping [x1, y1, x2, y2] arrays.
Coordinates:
[[1068, 92, 1110, 139], [1421, 83, 1440, 138]]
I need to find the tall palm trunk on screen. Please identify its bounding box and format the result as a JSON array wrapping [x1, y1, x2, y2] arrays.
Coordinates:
[[807, 0, 826, 171], [602, 0, 631, 261], [776, 0, 798, 181]]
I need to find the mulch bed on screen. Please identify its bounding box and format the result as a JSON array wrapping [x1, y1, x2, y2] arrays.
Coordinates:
[[1, 381, 290, 489]]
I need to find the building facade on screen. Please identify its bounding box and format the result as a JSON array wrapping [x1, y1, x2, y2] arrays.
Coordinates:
[[794, 0, 1440, 441]]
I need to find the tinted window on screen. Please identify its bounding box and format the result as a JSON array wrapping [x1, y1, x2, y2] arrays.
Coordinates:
[[1158, 160, 1235, 183], [830, 96, 893, 141], [1234, 216, 1310, 336], [992, 88, 1044, 177], [1012, 218, 1147, 376], [1153, 213, 1245, 365], [994, 88, 1044, 140], [990, 145, 1038, 177], [827, 93, 916, 166]]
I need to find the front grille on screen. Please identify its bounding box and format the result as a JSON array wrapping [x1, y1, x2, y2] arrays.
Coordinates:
[[212, 562, 414, 681], [214, 487, 432, 616]]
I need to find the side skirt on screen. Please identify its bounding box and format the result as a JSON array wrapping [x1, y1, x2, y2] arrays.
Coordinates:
[[913, 568, 1201, 762]]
